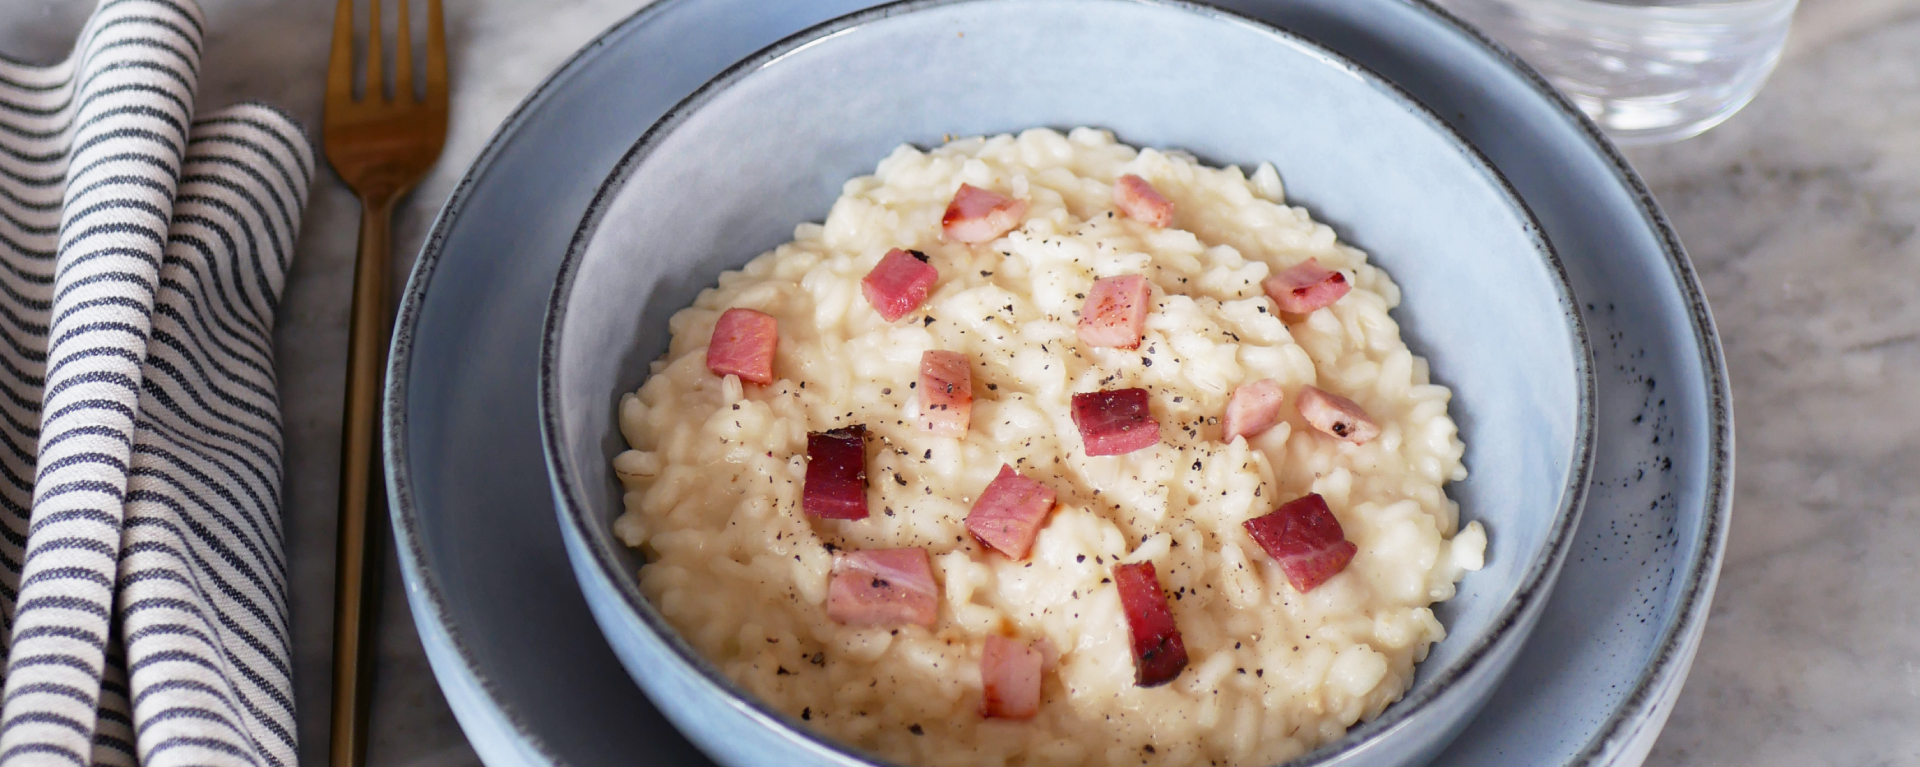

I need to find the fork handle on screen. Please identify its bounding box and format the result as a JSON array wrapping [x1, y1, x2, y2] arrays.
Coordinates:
[[331, 192, 396, 767]]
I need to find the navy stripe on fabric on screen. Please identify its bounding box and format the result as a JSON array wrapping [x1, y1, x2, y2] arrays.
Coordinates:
[[0, 7, 306, 763]]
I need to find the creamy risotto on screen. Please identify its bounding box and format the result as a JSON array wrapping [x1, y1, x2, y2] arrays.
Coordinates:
[[611, 128, 1486, 767]]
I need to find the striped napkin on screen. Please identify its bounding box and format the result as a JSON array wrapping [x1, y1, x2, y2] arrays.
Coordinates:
[[0, 1, 312, 765]]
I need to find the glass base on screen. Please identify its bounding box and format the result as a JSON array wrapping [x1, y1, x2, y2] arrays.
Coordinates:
[[1435, 0, 1797, 145]]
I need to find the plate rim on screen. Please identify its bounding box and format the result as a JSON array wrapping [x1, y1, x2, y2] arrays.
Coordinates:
[[382, 1, 1732, 765], [535, 0, 1597, 764], [1399, 3, 1734, 763], [378, 1, 699, 762]]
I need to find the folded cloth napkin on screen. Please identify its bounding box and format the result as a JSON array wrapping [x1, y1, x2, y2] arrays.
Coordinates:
[[0, 1, 313, 765]]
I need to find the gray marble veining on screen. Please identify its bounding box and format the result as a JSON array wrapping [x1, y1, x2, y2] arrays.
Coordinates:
[[1, 0, 1914, 765]]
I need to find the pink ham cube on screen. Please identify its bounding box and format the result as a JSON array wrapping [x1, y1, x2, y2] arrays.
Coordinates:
[[1262, 258, 1351, 315], [1070, 388, 1161, 456], [979, 635, 1043, 719], [1112, 561, 1187, 687], [861, 248, 939, 322], [942, 184, 1028, 244], [1222, 379, 1286, 443], [704, 308, 777, 385], [827, 548, 938, 628], [802, 426, 868, 519], [918, 350, 972, 438], [1113, 174, 1174, 228], [1242, 493, 1357, 593], [964, 465, 1058, 560], [1076, 274, 1151, 349], [1296, 385, 1380, 444]]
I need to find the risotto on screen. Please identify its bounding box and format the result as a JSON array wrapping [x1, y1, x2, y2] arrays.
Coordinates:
[[610, 128, 1486, 767]]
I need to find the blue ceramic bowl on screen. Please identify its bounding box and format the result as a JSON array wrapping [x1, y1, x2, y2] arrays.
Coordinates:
[[539, 1, 1595, 766]]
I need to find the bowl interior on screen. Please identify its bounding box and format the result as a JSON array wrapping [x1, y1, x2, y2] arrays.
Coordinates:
[[544, 0, 1590, 760]]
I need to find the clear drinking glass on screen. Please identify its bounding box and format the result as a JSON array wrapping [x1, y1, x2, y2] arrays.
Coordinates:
[[1434, 0, 1799, 146]]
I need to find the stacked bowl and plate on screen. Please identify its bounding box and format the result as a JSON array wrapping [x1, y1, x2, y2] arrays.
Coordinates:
[[383, 2, 1731, 767]]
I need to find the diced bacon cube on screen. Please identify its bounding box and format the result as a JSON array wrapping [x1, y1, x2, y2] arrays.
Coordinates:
[[802, 426, 868, 519], [1071, 388, 1161, 456], [980, 635, 1043, 719], [1076, 274, 1151, 349], [704, 308, 777, 385], [1296, 386, 1380, 444], [1112, 561, 1187, 687], [861, 248, 939, 322], [918, 350, 972, 438], [1262, 258, 1351, 315], [1242, 493, 1357, 593], [965, 465, 1057, 560], [942, 184, 1028, 243], [827, 548, 938, 628], [1113, 174, 1174, 228], [1222, 379, 1286, 443]]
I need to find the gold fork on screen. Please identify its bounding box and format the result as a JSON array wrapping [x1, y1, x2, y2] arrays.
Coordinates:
[[322, 1, 447, 765]]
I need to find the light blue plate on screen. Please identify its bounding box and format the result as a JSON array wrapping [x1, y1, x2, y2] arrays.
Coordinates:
[[384, 1, 1730, 766]]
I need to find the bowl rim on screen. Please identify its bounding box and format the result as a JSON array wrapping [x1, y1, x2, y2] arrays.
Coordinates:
[[535, 0, 1598, 764]]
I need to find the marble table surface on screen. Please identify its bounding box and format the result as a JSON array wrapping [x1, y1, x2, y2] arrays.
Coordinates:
[[2, 0, 1915, 765]]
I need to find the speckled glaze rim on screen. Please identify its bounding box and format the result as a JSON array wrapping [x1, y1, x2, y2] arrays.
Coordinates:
[[378, 2, 674, 761], [380, 2, 1733, 767], [535, 1, 1596, 766], [1399, 1, 1735, 763]]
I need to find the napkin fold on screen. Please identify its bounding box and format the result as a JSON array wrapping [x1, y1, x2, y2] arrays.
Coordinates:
[[0, 1, 313, 765]]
